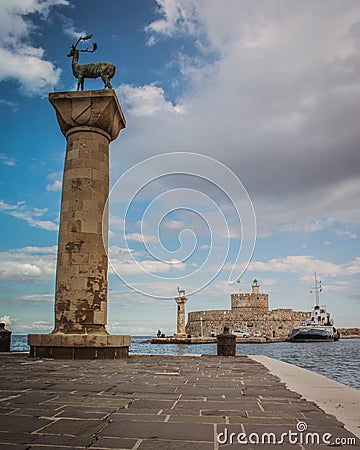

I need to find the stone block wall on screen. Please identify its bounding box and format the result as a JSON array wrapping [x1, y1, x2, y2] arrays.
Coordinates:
[[337, 328, 360, 338], [231, 293, 268, 311], [186, 304, 311, 339], [186, 282, 312, 340]]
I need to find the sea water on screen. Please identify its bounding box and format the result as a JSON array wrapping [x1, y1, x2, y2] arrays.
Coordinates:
[[10, 335, 359, 390]]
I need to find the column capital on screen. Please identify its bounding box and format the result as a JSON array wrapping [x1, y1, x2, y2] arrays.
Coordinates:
[[49, 89, 126, 142]]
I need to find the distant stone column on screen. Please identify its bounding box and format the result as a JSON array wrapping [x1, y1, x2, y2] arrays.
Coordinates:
[[28, 90, 130, 359], [174, 295, 188, 337]]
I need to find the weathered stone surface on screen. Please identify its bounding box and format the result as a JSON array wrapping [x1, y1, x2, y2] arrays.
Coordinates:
[[0, 353, 358, 448], [49, 90, 126, 141], [89, 436, 138, 449], [338, 327, 360, 338], [51, 90, 125, 336], [174, 295, 188, 337], [217, 329, 236, 356], [39, 418, 107, 436], [28, 334, 130, 348], [28, 90, 129, 359]]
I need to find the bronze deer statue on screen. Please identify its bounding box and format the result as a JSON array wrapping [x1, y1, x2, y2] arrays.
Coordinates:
[[67, 34, 115, 91]]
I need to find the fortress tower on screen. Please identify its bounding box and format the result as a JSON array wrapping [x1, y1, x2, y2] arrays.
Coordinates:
[[230, 279, 268, 312]]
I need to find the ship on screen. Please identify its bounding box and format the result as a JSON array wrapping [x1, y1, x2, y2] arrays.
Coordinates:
[[287, 273, 340, 342]]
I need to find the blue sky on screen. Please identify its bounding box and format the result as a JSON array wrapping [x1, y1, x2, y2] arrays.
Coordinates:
[[0, 0, 359, 335]]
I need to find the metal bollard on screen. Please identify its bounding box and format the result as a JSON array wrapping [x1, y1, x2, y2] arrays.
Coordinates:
[[217, 326, 236, 356], [0, 323, 12, 352]]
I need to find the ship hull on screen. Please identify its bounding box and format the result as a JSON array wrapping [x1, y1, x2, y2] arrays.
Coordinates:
[[288, 327, 339, 342]]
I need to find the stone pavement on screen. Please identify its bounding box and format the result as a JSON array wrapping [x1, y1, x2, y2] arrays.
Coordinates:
[[0, 353, 358, 449]]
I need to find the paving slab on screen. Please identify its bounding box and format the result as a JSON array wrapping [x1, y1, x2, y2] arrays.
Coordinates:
[[30, 433, 92, 448], [0, 353, 358, 449], [250, 354, 360, 440], [89, 436, 139, 448], [38, 417, 108, 436], [0, 444, 30, 450]]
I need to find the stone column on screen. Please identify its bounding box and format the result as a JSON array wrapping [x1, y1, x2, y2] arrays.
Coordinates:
[[28, 90, 130, 359], [174, 295, 188, 337]]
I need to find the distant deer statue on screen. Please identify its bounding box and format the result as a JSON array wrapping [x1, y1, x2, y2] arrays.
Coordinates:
[[67, 34, 116, 91]]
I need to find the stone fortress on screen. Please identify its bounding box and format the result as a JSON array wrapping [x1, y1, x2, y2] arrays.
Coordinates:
[[185, 279, 311, 340]]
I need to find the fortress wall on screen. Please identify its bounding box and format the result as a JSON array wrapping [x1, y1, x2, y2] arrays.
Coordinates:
[[269, 309, 310, 321], [186, 308, 311, 339], [186, 281, 311, 339], [231, 293, 268, 310], [337, 328, 360, 338]]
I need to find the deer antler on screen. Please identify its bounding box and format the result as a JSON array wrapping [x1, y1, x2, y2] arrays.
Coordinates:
[[79, 42, 98, 53], [73, 33, 93, 49]]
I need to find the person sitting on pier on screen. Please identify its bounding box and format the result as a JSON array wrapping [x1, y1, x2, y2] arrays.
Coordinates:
[[157, 329, 161, 338]]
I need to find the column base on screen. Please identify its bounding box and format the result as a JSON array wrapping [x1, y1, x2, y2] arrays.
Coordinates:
[[173, 333, 188, 338], [28, 334, 131, 359]]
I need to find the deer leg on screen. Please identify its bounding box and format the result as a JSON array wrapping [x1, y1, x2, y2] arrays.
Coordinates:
[[77, 76, 84, 91], [102, 75, 112, 89]]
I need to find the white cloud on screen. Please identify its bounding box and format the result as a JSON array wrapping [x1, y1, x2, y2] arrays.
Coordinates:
[[109, 256, 186, 277], [22, 293, 54, 303], [0, 46, 61, 95], [108, 242, 187, 286], [248, 255, 360, 282], [117, 1, 360, 239], [145, 0, 199, 45], [62, 17, 87, 40], [0, 0, 68, 95], [336, 230, 358, 239], [0, 153, 16, 166], [46, 180, 62, 192], [109, 215, 124, 232], [46, 171, 63, 192], [109, 290, 166, 306], [0, 99, 18, 111], [163, 219, 186, 230], [31, 320, 52, 330], [0, 199, 58, 231], [125, 232, 157, 243], [0, 246, 56, 282], [109, 245, 135, 256], [0, 314, 12, 325], [19, 246, 57, 255], [107, 318, 173, 335], [5, 318, 53, 333], [118, 84, 184, 117]]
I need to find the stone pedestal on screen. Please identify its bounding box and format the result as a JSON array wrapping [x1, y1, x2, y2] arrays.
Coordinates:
[[0, 323, 11, 352], [217, 326, 236, 356], [174, 295, 188, 338], [28, 90, 130, 359]]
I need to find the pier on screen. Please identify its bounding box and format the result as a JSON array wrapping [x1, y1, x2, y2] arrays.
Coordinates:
[[151, 336, 268, 344], [0, 352, 358, 449]]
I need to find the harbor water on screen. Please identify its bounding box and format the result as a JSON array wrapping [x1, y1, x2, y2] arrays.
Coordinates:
[[11, 335, 359, 390]]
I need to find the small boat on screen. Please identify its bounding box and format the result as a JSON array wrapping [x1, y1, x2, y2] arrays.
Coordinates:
[[288, 273, 340, 342]]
